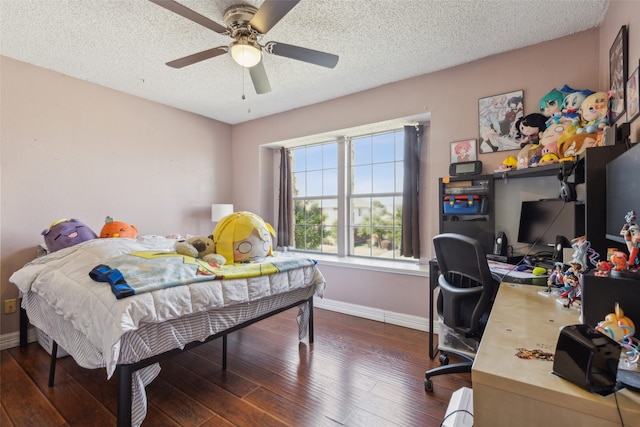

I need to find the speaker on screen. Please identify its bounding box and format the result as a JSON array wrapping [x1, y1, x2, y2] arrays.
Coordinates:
[[494, 232, 507, 256], [552, 235, 569, 263], [552, 324, 621, 395]]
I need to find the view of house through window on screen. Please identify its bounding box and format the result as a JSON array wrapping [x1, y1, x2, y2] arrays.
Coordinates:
[[291, 129, 406, 260]]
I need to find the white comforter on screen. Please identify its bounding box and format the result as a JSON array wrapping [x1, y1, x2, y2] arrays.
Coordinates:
[[10, 236, 325, 377]]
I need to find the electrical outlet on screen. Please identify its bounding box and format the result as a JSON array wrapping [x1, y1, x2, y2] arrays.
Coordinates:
[[4, 299, 17, 314]]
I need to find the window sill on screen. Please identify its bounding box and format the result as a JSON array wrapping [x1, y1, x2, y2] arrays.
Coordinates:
[[285, 252, 429, 277]]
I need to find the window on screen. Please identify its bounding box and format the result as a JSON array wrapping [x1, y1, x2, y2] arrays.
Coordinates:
[[291, 129, 407, 260]]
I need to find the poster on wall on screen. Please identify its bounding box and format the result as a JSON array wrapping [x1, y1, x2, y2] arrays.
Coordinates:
[[450, 139, 477, 164], [626, 61, 639, 123], [609, 25, 628, 123], [478, 90, 524, 153]]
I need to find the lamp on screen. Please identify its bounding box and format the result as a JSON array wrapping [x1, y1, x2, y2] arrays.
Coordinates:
[[229, 38, 262, 68], [211, 204, 234, 223]]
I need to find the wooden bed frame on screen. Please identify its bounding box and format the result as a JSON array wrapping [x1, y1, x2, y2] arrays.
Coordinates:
[[20, 296, 315, 426]]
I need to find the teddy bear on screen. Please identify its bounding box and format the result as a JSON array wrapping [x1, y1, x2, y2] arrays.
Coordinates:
[[100, 216, 139, 238], [42, 218, 98, 252], [175, 235, 226, 265]]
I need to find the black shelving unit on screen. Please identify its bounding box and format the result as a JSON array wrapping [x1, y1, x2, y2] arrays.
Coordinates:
[[439, 174, 494, 255]]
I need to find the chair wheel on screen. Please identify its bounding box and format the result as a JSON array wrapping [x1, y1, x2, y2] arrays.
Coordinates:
[[439, 354, 449, 365], [424, 378, 433, 392]]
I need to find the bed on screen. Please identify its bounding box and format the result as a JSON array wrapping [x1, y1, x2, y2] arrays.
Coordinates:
[[9, 235, 326, 426]]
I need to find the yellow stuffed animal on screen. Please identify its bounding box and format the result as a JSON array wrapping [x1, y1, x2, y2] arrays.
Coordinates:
[[213, 211, 276, 264]]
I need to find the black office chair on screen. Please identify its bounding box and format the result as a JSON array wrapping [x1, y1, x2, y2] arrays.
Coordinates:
[[424, 233, 500, 392]]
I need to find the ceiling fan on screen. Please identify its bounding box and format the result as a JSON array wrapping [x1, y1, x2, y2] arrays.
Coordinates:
[[149, 0, 339, 94]]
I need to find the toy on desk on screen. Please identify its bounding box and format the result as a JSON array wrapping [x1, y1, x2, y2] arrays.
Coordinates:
[[545, 263, 565, 292], [620, 210, 640, 270], [557, 262, 583, 308], [596, 303, 639, 368], [593, 260, 612, 277]]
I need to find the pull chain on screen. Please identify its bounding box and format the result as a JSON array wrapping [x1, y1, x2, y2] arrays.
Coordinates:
[[241, 68, 251, 114]]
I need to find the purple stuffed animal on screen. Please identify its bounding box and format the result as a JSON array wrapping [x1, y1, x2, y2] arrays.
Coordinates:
[[42, 218, 97, 252]]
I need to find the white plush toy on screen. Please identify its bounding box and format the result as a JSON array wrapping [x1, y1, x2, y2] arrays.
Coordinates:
[[175, 235, 226, 265]]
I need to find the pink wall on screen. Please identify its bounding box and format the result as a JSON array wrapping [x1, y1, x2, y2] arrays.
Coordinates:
[[2, 1, 639, 336], [0, 57, 233, 335]]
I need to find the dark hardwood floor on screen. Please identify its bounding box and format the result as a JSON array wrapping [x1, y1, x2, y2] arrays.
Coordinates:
[[1, 308, 471, 426]]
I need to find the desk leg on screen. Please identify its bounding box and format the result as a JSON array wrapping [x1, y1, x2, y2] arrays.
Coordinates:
[[429, 260, 439, 359]]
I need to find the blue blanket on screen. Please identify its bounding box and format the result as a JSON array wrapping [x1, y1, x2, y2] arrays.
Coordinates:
[[89, 251, 317, 299]]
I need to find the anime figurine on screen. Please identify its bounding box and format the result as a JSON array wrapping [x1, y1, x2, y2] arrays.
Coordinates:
[[558, 262, 583, 308], [620, 210, 640, 269], [610, 251, 628, 271], [576, 91, 609, 134], [545, 263, 564, 292]]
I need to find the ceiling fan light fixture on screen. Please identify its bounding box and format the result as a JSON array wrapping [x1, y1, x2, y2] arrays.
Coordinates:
[[230, 39, 262, 68]]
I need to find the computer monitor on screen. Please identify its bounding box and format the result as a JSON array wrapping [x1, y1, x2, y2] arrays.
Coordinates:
[[517, 199, 585, 247], [605, 143, 640, 244]]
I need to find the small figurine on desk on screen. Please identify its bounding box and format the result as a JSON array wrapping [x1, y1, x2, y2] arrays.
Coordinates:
[[545, 262, 564, 293], [557, 262, 583, 308], [596, 303, 639, 369], [621, 210, 640, 269], [614, 211, 640, 278]]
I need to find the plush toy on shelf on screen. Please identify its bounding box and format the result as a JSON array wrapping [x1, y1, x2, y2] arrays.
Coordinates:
[[515, 113, 547, 147], [213, 211, 276, 264], [576, 91, 610, 134], [100, 216, 139, 238], [175, 235, 226, 265], [557, 133, 599, 160], [538, 88, 566, 118], [42, 218, 98, 252]]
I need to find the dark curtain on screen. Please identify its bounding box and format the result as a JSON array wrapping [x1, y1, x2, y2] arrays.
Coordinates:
[[277, 147, 294, 248], [400, 125, 423, 258]]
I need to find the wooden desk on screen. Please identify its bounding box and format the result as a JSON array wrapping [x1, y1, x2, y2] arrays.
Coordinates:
[[472, 284, 640, 427]]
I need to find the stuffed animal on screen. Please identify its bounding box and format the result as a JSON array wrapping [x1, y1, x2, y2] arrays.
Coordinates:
[[557, 133, 598, 159], [560, 89, 595, 125], [100, 216, 139, 238], [42, 218, 97, 252], [175, 235, 226, 265], [213, 211, 276, 264], [516, 143, 543, 169], [576, 91, 609, 134], [539, 122, 568, 157], [538, 88, 565, 118], [515, 113, 547, 146]]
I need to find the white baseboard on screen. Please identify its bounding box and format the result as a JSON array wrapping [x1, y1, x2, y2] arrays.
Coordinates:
[[314, 297, 430, 332], [0, 328, 36, 351], [1, 299, 431, 351]]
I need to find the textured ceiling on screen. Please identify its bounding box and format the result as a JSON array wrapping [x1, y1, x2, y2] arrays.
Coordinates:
[[0, 0, 609, 125]]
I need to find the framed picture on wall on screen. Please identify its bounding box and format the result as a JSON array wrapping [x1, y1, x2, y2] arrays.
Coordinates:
[[609, 25, 628, 123], [478, 90, 523, 154], [450, 139, 477, 164], [626, 61, 639, 123]]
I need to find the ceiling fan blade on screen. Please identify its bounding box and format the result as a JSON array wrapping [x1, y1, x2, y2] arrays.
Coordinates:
[[249, 0, 300, 34], [166, 46, 227, 68], [249, 61, 271, 94], [266, 42, 339, 68], [148, 0, 227, 34]]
